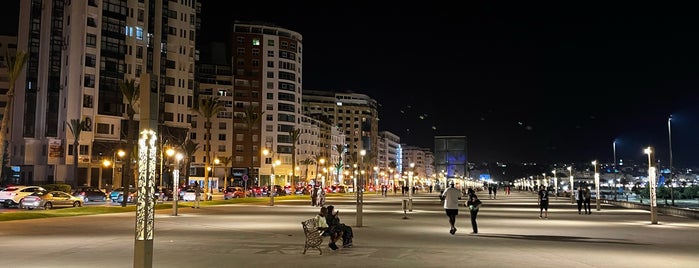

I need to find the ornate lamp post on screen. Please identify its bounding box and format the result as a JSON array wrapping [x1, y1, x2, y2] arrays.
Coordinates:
[[592, 160, 600, 211], [552, 169, 558, 199], [409, 162, 415, 212], [172, 152, 183, 216], [667, 115, 675, 206], [567, 166, 574, 204], [357, 149, 366, 227], [644, 147, 658, 224]]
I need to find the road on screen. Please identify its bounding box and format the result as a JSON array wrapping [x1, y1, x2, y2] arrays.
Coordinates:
[[0, 191, 697, 268]]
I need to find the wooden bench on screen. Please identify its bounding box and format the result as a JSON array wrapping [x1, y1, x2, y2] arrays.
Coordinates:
[[301, 218, 325, 255]]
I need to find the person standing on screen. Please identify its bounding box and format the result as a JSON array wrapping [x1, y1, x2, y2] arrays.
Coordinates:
[[537, 185, 549, 219], [317, 187, 326, 207], [466, 194, 482, 234], [441, 182, 461, 235], [311, 185, 318, 207], [576, 186, 584, 214], [192, 181, 201, 208], [583, 186, 592, 214]]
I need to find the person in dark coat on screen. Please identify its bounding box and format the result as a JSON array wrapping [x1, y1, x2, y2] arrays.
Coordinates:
[[466, 194, 482, 234]]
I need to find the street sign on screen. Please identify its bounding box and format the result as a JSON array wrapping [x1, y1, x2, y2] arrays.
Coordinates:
[[243, 175, 249, 181]]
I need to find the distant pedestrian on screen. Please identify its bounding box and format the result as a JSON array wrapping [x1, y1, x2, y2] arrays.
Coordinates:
[[192, 181, 201, 208], [537, 185, 549, 219], [576, 186, 584, 214], [492, 185, 498, 199], [466, 193, 482, 234], [442, 182, 462, 235], [583, 186, 592, 214], [488, 186, 493, 199], [317, 187, 326, 207], [311, 185, 318, 206]]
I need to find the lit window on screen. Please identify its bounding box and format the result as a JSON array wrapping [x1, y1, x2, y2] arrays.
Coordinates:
[[252, 39, 260, 46], [136, 27, 143, 40]]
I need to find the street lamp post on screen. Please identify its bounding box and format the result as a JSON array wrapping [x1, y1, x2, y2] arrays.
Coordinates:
[[409, 162, 415, 212], [668, 116, 675, 206], [172, 152, 183, 216], [592, 160, 600, 211], [356, 149, 366, 227], [567, 166, 574, 204], [645, 147, 658, 224]]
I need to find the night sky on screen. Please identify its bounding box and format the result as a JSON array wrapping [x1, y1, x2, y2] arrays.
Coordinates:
[[2, 1, 699, 167]]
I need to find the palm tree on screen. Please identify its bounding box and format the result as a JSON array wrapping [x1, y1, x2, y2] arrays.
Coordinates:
[[243, 105, 263, 185], [118, 78, 139, 207], [288, 128, 301, 187], [66, 119, 85, 187], [0, 50, 28, 183], [182, 138, 200, 187], [301, 157, 314, 183], [333, 144, 346, 185], [194, 96, 225, 195], [218, 155, 233, 189]]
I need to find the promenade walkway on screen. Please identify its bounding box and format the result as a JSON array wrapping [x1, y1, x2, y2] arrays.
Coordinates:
[[1, 190, 697, 268]]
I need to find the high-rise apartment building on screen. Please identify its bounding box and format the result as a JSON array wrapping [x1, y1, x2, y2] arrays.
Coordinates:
[[228, 22, 304, 188], [303, 89, 379, 186], [11, 0, 199, 187]]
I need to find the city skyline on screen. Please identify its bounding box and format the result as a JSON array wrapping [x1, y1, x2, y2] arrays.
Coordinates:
[[200, 2, 699, 167], [2, 1, 698, 167]]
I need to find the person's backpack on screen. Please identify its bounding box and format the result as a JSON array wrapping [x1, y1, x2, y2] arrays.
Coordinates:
[[584, 189, 591, 199]]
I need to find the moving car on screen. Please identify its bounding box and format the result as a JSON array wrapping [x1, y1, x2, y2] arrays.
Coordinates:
[[21, 190, 83, 210], [0, 185, 47, 208]]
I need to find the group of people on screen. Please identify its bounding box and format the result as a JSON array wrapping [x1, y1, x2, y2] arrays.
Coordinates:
[[441, 182, 481, 235], [314, 205, 353, 250], [537, 184, 592, 219], [575, 186, 593, 215]]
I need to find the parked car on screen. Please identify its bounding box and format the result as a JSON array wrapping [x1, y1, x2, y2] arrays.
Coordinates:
[[0, 185, 47, 208], [223, 186, 245, 199], [21, 190, 83, 210], [181, 188, 197, 201], [72, 186, 107, 202], [110, 187, 136, 202]]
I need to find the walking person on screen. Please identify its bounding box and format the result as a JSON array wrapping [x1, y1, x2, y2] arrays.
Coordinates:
[[441, 182, 461, 235], [192, 181, 201, 208], [467, 193, 482, 234], [576, 186, 584, 214], [488, 186, 493, 199], [583, 186, 592, 214], [492, 185, 498, 199], [537, 185, 549, 219]]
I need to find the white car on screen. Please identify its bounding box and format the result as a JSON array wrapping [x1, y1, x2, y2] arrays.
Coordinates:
[[0, 186, 47, 208]]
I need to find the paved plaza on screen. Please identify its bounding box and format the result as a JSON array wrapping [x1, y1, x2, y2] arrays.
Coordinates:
[[1, 191, 698, 268]]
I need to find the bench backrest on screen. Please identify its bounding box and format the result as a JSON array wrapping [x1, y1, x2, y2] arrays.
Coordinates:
[[302, 218, 318, 234]]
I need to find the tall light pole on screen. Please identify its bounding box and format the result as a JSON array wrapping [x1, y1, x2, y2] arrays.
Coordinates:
[[645, 147, 658, 224], [592, 160, 600, 211], [172, 152, 183, 216], [668, 115, 675, 206], [409, 162, 415, 212], [357, 149, 366, 227], [263, 148, 279, 206], [567, 166, 574, 204], [613, 140, 618, 201]]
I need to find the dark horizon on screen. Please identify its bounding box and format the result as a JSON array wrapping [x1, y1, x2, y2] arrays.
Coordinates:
[[2, 1, 698, 167]]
